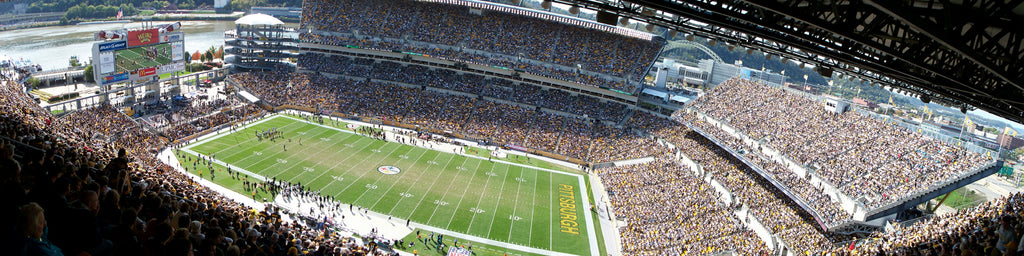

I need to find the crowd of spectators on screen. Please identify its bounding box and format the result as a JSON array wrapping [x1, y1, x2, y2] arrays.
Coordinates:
[[234, 70, 839, 254], [623, 111, 843, 254], [2, 62, 1021, 256], [688, 78, 991, 209], [598, 158, 771, 255], [163, 104, 266, 141], [832, 192, 1024, 255], [683, 112, 853, 227], [297, 53, 631, 122], [299, 0, 661, 92], [232, 70, 658, 163], [0, 75, 396, 255]]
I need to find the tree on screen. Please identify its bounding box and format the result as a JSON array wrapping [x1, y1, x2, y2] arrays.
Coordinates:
[[207, 46, 217, 60], [204, 51, 213, 62], [192, 51, 202, 63], [83, 65, 95, 83], [1010, 147, 1024, 160], [26, 77, 41, 89], [215, 46, 224, 60]]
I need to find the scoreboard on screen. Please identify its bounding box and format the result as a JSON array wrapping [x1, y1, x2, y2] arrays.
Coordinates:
[[92, 25, 186, 85]]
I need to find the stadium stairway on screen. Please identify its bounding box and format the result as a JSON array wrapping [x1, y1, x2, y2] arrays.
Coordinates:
[[1, 135, 45, 164], [615, 109, 635, 127], [681, 119, 833, 230]]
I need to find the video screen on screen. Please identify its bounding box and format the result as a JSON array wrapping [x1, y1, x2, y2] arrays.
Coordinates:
[[115, 42, 174, 73]]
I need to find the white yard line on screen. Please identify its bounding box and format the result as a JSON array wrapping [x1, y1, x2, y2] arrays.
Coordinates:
[[424, 156, 474, 226], [369, 148, 432, 209], [548, 172, 554, 251], [194, 116, 306, 160], [527, 167, 539, 248], [577, 175, 600, 256], [408, 222, 581, 256], [462, 158, 495, 233], [181, 112, 602, 256], [383, 153, 442, 216], [312, 136, 386, 190], [443, 158, 485, 229], [507, 166, 525, 242], [273, 127, 356, 182], [264, 128, 340, 178], [486, 164, 511, 236], [304, 137, 378, 193], [342, 142, 405, 204], [404, 153, 457, 220]]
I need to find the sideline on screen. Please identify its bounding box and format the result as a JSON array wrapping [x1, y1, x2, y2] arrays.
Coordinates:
[[169, 113, 604, 256]]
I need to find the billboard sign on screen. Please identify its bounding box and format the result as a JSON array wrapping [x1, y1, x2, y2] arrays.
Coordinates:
[[138, 67, 157, 77], [157, 62, 184, 74], [127, 28, 160, 47], [94, 24, 186, 85], [98, 40, 127, 51], [102, 72, 129, 84], [171, 41, 184, 61], [98, 51, 116, 74], [162, 32, 184, 43]]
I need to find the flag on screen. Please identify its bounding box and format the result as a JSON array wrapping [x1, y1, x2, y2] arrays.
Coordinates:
[[116, 7, 123, 20], [1005, 127, 1018, 137]]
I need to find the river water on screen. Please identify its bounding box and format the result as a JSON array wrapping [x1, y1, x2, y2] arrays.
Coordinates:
[[0, 20, 297, 70]]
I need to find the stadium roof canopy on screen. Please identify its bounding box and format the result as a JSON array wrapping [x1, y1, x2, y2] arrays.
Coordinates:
[[235, 13, 284, 26], [550, 0, 1024, 123]]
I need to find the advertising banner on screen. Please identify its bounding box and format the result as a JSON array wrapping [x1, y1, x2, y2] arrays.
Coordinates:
[[171, 42, 184, 61], [98, 51, 115, 74], [446, 247, 471, 256], [138, 67, 157, 77], [102, 72, 128, 84], [98, 40, 127, 52], [127, 28, 160, 47], [157, 62, 184, 74], [505, 144, 528, 152], [162, 32, 184, 43]]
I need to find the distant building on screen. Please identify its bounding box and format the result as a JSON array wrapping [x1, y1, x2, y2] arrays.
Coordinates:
[[786, 83, 819, 94], [13, 3, 26, 15], [249, 7, 302, 19], [851, 97, 878, 110], [823, 96, 851, 114], [650, 58, 708, 89], [699, 59, 786, 88], [999, 133, 1024, 150]]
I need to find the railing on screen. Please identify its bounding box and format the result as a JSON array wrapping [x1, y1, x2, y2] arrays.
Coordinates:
[[683, 119, 831, 231], [863, 160, 1001, 218]]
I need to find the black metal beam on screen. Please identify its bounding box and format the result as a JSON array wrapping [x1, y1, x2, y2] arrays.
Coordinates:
[[549, 0, 1024, 124]]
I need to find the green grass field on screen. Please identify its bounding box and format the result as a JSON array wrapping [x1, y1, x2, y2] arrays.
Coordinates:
[[116, 44, 173, 73], [176, 115, 601, 256], [942, 187, 987, 209]]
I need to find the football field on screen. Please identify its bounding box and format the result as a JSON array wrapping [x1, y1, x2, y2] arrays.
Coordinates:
[[115, 44, 172, 72], [177, 115, 602, 256]]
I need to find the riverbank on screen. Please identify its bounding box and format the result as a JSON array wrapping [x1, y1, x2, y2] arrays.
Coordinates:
[[0, 11, 249, 32]]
